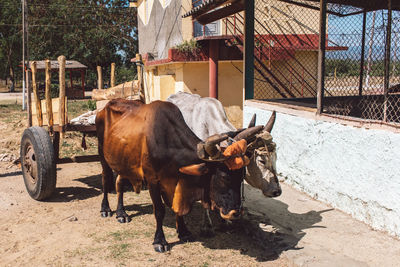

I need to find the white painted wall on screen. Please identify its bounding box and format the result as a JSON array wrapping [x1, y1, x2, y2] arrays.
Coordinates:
[[244, 102, 400, 238]]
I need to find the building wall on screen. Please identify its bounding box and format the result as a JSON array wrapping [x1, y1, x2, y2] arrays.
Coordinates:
[[244, 101, 400, 238], [145, 61, 244, 127], [254, 50, 318, 99], [137, 0, 183, 59]]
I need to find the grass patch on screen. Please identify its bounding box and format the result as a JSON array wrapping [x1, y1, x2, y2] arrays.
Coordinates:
[[109, 243, 130, 259]]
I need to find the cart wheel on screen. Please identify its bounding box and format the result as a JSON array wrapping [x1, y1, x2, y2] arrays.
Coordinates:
[[20, 126, 57, 200]]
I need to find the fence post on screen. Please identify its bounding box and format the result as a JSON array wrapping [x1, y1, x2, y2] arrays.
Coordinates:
[[97, 66, 103, 90], [111, 62, 116, 88], [30, 61, 42, 126], [58, 55, 66, 139], [45, 59, 53, 131], [317, 0, 327, 114]]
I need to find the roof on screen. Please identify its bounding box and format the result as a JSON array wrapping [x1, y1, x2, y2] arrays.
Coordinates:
[[183, 0, 400, 24], [32, 60, 87, 70]]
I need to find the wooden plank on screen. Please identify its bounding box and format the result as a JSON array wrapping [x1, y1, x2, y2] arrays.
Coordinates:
[[58, 55, 66, 138], [45, 59, 53, 129], [57, 155, 100, 164], [30, 61, 43, 126], [91, 81, 139, 100], [65, 124, 96, 133], [197, 2, 245, 25], [32, 97, 68, 126]]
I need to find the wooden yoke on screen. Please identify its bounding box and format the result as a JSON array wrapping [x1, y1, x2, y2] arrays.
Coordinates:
[[45, 59, 53, 131], [30, 61, 43, 126], [58, 55, 66, 139]]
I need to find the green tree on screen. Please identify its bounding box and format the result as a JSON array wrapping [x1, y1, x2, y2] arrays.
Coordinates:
[[0, 0, 22, 92], [0, 0, 138, 91]]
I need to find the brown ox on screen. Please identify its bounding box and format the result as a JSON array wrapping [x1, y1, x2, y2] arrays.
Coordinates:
[[96, 99, 257, 252]]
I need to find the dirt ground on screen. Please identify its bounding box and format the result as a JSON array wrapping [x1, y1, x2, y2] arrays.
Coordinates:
[[0, 100, 289, 266]]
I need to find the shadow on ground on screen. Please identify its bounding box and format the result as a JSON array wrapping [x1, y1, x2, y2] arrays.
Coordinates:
[[48, 172, 332, 262], [159, 200, 332, 262]]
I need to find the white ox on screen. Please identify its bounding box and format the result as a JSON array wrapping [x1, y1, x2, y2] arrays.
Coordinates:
[[167, 92, 281, 198]]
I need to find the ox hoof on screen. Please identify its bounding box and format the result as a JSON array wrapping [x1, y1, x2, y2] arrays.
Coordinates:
[[153, 243, 170, 253], [101, 211, 112, 217], [116, 216, 130, 223]]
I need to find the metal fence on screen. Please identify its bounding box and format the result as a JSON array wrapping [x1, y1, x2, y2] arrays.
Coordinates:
[[225, 0, 400, 126], [323, 8, 400, 124]]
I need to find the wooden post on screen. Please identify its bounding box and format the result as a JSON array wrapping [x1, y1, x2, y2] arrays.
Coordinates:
[[30, 61, 43, 126], [317, 0, 327, 114], [58, 55, 66, 139], [26, 67, 32, 126], [110, 62, 116, 88], [45, 59, 53, 130], [97, 66, 103, 90], [136, 54, 145, 103]]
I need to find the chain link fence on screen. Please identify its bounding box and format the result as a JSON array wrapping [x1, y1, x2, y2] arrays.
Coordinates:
[[324, 8, 400, 124], [224, 0, 400, 125]]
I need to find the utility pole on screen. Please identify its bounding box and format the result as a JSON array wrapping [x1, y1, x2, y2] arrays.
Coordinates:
[[22, 0, 25, 110], [24, 0, 31, 125]]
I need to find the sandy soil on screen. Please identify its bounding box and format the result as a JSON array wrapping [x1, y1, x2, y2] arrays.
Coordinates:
[[0, 161, 290, 267], [0, 101, 289, 266]]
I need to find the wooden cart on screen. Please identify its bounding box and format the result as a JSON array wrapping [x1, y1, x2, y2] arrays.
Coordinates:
[[21, 55, 145, 200], [20, 56, 99, 200]]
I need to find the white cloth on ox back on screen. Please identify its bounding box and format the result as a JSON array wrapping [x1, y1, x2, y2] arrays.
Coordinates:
[[167, 92, 236, 141], [70, 110, 97, 126]]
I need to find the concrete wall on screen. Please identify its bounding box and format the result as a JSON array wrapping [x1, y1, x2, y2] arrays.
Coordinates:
[[138, 0, 183, 59], [243, 101, 400, 237]]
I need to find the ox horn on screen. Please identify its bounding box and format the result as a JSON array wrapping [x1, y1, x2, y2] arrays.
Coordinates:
[[247, 114, 256, 128], [264, 111, 276, 133], [197, 134, 229, 160], [233, 125, 264, 141]]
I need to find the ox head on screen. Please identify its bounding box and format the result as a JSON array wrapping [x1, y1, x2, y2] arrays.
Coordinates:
[[180, 126, 263, 221], [243, 112, 281, 198]]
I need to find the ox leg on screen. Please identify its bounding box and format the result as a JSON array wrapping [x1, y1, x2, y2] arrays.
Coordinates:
[[176, 215, 194, 242], [100, 160, 113, 217], [149, 184, 170, 253], [116, 175, 130, 223], [200, 209, 215, 237]]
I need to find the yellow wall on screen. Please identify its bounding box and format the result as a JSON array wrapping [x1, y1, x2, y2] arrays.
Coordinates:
[[145, 61, 244, 128], [254, 50, 318, 99]]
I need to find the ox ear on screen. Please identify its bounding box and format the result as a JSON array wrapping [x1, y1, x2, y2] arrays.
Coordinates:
[[248, 114, 256, 128], [179, 163, 209, 176]]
